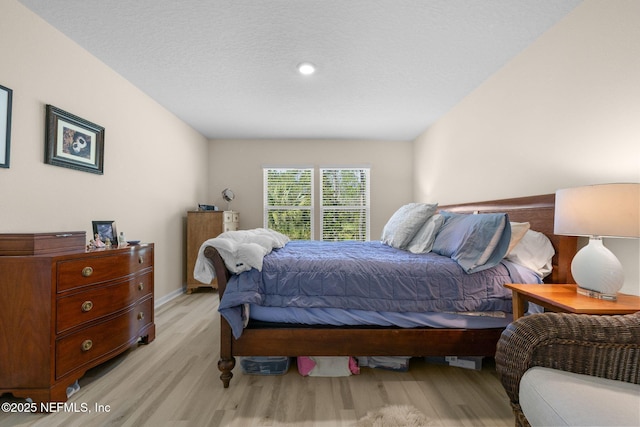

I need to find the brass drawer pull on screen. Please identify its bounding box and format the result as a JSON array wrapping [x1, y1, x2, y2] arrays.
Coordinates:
[[81, 339, 93, 352], [137, 312, 145, 321], [137, 282, 144, 291], [81, 301, 94, 312], [138, 256, 144, 264], [81, 266, 93, 277]]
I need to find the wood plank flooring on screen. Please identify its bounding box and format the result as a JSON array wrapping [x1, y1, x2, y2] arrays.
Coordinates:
[[1, 290, 515, 426]]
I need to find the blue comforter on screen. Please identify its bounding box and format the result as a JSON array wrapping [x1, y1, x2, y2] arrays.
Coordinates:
[[219, 240, 527, 338]]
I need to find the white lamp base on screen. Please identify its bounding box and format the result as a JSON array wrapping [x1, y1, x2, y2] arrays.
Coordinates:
[[571, 237, 624, 301]]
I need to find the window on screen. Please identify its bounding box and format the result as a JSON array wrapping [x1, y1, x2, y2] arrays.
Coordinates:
[[264, 167, 370, 241], [320, 168, 370, 241], [263, 168, 313, 239]]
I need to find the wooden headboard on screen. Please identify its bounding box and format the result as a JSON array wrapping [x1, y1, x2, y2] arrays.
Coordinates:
[[439, 193, 577, 284]]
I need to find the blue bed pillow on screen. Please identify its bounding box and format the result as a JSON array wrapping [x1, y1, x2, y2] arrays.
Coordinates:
[[432, 211, 511, 273], [381, 203, 438, 250], [405, 213, 445, 254]]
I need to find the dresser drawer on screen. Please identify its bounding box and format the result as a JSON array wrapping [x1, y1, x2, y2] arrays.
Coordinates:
[[57, 246, 153, 292], [222, 223, 238, 232], [56, 271, 153, 333], [222, 211, 239, 232], [55, 296, 153, 379], [223, 211, 239, 224]]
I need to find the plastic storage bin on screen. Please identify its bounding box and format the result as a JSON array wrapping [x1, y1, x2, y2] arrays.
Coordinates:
[[424, 356, 483, 370], [240, 356, 291, 375], [357, 356, 411, 372]]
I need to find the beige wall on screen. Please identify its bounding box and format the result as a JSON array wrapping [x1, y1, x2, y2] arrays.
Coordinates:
[[0, 0, 210, 302], [413, 0, 640, 294], [207, 139, 413, 239], [3, 0, 638, 299]]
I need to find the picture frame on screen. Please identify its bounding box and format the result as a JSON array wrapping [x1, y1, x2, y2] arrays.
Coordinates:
[[0, 84, 12, 168], [45, 105, 105, 174], [92, 221, 118, 245]]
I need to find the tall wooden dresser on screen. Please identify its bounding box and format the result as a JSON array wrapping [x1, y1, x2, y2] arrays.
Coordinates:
[[186, 210, 239, 293], [0, 241, 155, 404]]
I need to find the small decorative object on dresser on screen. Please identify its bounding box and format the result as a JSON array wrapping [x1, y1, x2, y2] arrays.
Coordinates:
[[186, 210, 239, 293], [221, 188, 235, 210], [0, 234, 155, 405]]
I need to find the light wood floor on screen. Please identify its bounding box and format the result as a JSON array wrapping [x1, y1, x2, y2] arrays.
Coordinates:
[[1, 290, 515, 426]]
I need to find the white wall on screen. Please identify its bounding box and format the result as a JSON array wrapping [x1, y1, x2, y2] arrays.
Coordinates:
[[207, 139, 413, 239], [0, 0, 210, 301], [413, 0, 640, 294]]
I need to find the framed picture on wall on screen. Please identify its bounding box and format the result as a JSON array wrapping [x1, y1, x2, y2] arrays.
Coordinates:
[[0, 84, 12, 168], [45, 105, 105, 174], [92, 221, 118, 245]]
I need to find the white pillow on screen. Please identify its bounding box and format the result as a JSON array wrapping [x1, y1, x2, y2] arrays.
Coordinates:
[[406, 213, 445, 254], [381, 203, 438, 250], [506, 229, 555, 278], [507, 222, 531, 255]]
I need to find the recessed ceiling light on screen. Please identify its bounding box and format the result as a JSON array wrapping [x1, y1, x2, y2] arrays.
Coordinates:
[[297, 62, 316, 76]]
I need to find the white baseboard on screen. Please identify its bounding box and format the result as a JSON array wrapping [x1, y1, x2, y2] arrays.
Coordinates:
[[154, 287, 184, 309]]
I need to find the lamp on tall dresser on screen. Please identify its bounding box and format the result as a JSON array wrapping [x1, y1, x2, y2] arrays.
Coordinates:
[[554, 183, 640, 300]]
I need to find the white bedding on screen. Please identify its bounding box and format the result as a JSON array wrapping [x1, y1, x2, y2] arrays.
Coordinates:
[[193, 228, 289, 283]]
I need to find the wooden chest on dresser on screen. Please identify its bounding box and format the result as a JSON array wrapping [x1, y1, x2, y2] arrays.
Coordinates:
[[0, 243, 155, 404]]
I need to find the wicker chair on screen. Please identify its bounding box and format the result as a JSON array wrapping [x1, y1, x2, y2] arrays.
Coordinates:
[[495, 312, 640, 427]]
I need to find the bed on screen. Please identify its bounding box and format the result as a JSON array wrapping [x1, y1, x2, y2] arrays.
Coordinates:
[[201, 193, 577, 388]]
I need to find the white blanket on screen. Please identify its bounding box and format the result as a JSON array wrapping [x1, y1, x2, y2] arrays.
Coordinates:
[[193, 228, 290, 284]]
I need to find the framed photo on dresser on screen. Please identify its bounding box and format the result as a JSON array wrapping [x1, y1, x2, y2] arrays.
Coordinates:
[[92, 220, 118, 245]]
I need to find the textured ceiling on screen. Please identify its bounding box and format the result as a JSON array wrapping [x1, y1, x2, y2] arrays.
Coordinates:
[[18, 0, 582, 141]]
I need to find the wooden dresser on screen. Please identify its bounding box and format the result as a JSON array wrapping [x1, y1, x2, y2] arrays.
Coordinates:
[[186, 210, 239, 293], [0, 243, 155, 404]]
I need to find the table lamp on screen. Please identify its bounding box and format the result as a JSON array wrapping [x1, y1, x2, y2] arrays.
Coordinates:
[[554, 183, 640, 300]]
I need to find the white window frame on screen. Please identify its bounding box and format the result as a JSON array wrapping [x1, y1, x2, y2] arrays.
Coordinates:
[[263, 166, 370, 241], [263, 167, 314, 239], [320, 167, 370, 241]]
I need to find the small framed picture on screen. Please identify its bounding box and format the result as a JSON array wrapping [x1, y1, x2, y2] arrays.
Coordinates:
[[0, 84, 12, 168], [92, 221, 118, 245], [45, 105, 105, 174]]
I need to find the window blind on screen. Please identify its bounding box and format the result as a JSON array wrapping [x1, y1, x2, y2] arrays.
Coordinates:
[[263, 168, 314, 239], [320, 168, 370, 241]]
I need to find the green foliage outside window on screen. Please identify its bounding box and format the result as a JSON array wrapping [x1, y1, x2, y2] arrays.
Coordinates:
[[266, 169, 312, 240], [265, 168, 369, 241], [267, 210, 311, 240], [321, 169, 368, 241]]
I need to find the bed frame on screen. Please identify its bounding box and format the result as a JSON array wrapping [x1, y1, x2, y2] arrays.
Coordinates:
[[205, 193, 577, 387]]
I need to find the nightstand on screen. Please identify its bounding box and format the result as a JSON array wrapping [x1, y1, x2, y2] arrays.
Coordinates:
[[504, 283, 640, 320]]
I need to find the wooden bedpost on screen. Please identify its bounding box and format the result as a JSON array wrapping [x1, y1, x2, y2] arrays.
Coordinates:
[[217, 335, 236, 388], [204, 246, 236, 388], [204, 246, 231, 298]]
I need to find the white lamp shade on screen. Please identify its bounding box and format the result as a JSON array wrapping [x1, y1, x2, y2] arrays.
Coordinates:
[[554, 183, 640, 238]]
